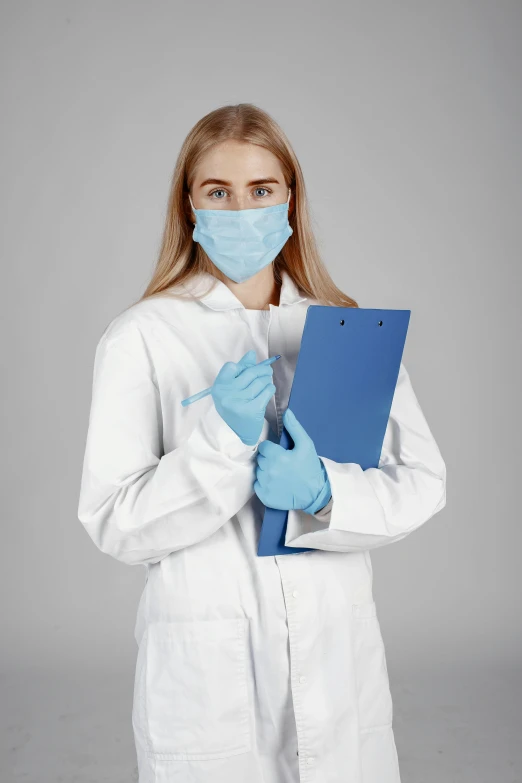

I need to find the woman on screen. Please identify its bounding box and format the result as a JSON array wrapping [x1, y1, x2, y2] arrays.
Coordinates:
[[78, 103, 446, 783]]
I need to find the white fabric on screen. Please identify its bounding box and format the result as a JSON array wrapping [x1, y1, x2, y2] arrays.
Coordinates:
[[313, 493, 333, 520], [77, 270, 446, 783]]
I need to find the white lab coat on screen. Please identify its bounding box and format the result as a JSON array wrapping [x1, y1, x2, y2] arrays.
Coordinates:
[[77, 269, 446, 783]]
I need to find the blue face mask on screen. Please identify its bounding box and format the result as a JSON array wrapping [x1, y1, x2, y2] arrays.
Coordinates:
[[188, 188, 293, 283]]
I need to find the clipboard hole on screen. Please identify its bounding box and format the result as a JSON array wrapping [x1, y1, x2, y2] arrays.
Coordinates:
[[378, 320, 383, 326], [340, 319, 345, 326]]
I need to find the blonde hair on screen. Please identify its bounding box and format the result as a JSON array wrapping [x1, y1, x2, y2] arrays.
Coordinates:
[[137, 103, 358, 308]]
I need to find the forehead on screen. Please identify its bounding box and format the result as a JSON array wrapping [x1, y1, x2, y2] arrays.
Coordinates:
[[192, 140, 283, 184]]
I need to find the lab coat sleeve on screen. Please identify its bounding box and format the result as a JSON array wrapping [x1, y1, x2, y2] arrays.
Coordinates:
[[77, 321, 269, 567], [312, 494, 333, 521], [285, 362, 446, 551]]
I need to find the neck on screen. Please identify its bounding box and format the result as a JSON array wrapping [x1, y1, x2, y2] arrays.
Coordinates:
[[217, 265, 281, 310]]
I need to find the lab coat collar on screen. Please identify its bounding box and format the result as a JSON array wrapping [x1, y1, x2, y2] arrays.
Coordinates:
[[180, 269, 308, 311]]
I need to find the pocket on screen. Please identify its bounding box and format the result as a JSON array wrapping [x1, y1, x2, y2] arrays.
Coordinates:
[[351, 601, 393, 733], [133, 618, 251, 761]]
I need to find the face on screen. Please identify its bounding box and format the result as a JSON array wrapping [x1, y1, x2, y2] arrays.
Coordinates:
[[189, 140, 291, 215]]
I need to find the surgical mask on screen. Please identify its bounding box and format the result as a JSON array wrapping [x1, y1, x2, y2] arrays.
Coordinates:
[[188, 188, 293, 283]]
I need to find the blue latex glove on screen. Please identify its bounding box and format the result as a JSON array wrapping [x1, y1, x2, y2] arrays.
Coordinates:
[[254, 407, 332, 514], [211, 349, 276, 446]]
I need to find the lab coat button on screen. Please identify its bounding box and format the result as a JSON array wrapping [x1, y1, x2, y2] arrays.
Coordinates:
[[299, 675, 307, 684]]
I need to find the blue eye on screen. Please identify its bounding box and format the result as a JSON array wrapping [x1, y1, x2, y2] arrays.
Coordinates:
[[208, 186, 273, 200]]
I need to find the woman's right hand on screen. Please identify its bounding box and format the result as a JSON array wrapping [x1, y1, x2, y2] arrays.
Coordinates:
[[211, 349, 276, 446]]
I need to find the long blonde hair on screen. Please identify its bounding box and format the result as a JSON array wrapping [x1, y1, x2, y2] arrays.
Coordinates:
[[137, 103, 358, 308]]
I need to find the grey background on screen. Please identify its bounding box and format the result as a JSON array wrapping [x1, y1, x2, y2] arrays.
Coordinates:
[[1, 1, 521, 781]]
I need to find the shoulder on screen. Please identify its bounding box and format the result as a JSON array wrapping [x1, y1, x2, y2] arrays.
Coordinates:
[[90, 291, 198, 386], [95, 288, 198, 352]]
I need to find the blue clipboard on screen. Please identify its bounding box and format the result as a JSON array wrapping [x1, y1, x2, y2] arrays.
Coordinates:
[[257, 305, 411, 557]]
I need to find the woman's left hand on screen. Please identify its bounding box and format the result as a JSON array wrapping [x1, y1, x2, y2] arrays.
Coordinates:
[[254, 408, 332, 514]]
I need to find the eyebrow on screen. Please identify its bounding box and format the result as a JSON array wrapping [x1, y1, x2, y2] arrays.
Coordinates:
[[198, 177, 281, 188]]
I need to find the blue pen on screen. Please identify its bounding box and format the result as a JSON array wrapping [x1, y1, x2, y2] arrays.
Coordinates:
[[181, 355, 282, 407]]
